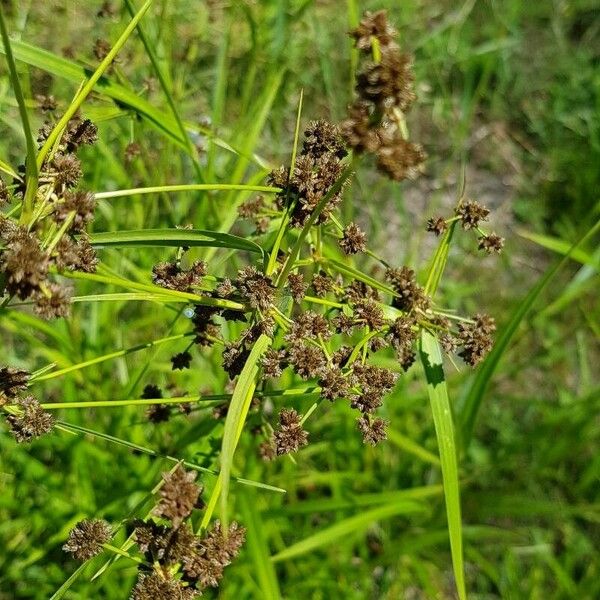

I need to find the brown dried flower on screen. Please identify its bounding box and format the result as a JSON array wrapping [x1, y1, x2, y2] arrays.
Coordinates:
[[478, 233, 505, 254], [63, 519, 111, 561], [426, 216, 448, 236], [340, 222, 367, 254], [5, 395, 55, 443], [154, 466, 203, 527], [357, 415, 388, 445], [131, 573, 198, 600], [457, 314, 496, 366], [33, 283, 71, 320], [236, 266, 274, 310], [273, 408, 309, 456], [455, 200, 490, 230]]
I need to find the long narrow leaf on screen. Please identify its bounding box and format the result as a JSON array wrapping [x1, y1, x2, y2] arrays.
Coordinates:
[[271, 501, 425, 563], [90, 228, 263, 256], [219, 334, 272, 529], [420, 330, 467, 600], [0, 6, 38, 221]]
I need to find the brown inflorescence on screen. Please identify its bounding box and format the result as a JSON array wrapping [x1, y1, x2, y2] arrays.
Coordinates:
[[63, 519, 112, 561]]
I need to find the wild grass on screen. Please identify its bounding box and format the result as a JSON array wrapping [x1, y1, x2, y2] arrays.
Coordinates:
[[0, 1, 599, 599]]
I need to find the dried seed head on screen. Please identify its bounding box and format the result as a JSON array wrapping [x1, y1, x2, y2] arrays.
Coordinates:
[[53, 191, 96, 232], [288, 341, 327, 380], [318, 367, 351, 401], [93, 38, 112, 61], [339, 222, 367, 254], [287, 311, 331, 341], [340, 101, 382, 154], [455, 200, 490, 230], [222, 341, 250, 379], [287, 272, 307, 303], [344, 280, 380, 303], [0, 226, 49, 299], [238, 195, 265, 218], [154, 466, 203, 527], [171, 351, 192, 371], [152, 260, 206, 292], [64, 118, 98, 151], [97, 1, 117, 18], [426, 216, 448, 236], [63, 519, 111, 561], [457, 314, 496, 366], [182, 521, 246, 590], [0, 366, 30, 400], [6, 395, 55, 443], [36, 94, 58, 112], [353, 298, 387, 330], [261, 349, 287, 379], [332, 345, 353, 367], [478, 233, 504, 254], [259, 439, 277, 461], [141, 384, 170, 423], [33, 283, 71, 320], [350, 10, 396, 51], [273, 408, 309, 456], [357, 415, 388, 445], [215, 278, 235, 298], [332, 312, 356, 335], [311, 273, 335, 297], [134, 519, 197, 565], [131, 572, 198, 600], [356, 51, 416, 113], [385, 266, 430, 312], [55, 235, 98, 273], [124, 141, 141, 162], [376, 135, 426, 181], [236, 266, 275, 310], [302, 120, 347, 160], [52, 154, 82, 189]]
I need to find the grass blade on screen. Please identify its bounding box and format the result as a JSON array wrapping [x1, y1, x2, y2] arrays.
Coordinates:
[[420, 330, 467, 600], [271, 501, 425, 563], [219, 333, 272, 530], [0, 6, 38, 222], [123, 0, 204, 180], [90, 228, 263, 256], [239, 490, 281, 599]]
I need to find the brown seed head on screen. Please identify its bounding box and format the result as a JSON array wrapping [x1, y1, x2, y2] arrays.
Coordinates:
[[6, 395, 55, 443], [63, 519, 111, 561], [154, 466, 203, 527]]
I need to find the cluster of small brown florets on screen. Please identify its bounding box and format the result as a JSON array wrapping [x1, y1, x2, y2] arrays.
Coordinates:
[[0, 366, 54, 443], [340, 10, 426, 181], [0, 113, 99, 319], [63, 465, 246, 599], [427, 199, 505, 254], [147, 120, 498, 447], [267, 119, 349, 227]]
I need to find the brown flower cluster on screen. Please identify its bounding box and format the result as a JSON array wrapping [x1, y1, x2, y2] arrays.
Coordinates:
[[152, 260, 207, 292], [1, 366, 54, 443], [427, 199, 504, 255], [127, 466, 245, 598], [1, 114, 99, 318], [268, 120, 349, 227], [63, 518, 112, 561], [341, 10, 425, 181]]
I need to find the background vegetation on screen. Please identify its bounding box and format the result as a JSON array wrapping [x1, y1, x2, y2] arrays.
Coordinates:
[[1, 0, 598, 598]]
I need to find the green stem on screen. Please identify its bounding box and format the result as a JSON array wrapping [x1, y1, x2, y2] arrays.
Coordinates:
[[94, 183, 280, 200]]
